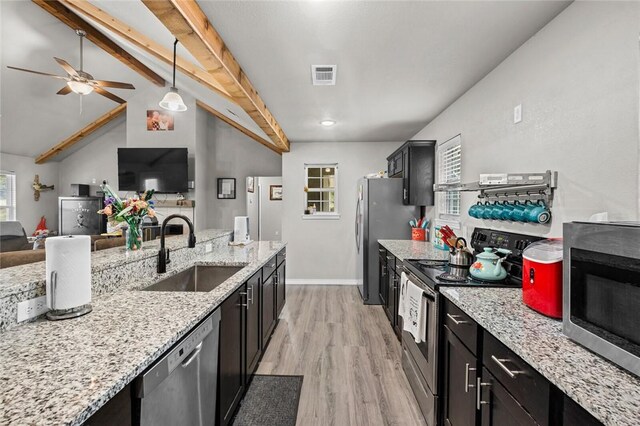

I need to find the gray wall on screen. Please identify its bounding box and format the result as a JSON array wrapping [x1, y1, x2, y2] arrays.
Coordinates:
[[412, 1, 640, 237], [58, 120, 126, 197], [0, 153, 59, 234], [282, 141, 401, 283], [202, 113, 282, 230]]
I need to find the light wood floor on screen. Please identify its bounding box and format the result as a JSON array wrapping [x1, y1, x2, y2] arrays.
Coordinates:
[[256, 285, 426, 426]]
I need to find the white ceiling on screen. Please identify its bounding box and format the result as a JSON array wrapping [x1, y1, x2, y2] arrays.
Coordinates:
[[0, 0, 571, 158], [198, 0, 571, 142]]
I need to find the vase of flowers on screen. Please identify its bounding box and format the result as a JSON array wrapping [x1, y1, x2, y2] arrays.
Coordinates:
[[98, 183, 156, 251]]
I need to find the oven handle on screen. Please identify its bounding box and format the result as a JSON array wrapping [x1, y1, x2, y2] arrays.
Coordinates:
[[405, 271, 437, 300]]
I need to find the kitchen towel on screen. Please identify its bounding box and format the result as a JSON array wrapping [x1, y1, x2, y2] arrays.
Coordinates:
[[46, 235, 91, 310], [401, 279, 427, 343]]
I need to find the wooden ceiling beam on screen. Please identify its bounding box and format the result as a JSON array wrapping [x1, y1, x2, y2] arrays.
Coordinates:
[[142, 0, 290, 152], [32, 0, 165, 87], [59, 0, 234, 102], [35, 103, 126, 164], [196, 100, 282, 155]]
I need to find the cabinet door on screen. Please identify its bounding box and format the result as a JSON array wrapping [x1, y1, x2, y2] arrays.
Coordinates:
[[245, 271, 262, 379], [386, 269, 396, 325], [479, 368, 537, 426], [262, 271, 276, 348], [379, 251, 388, 308], [393, 272, 402, 338], [442, 326, 479, 426], [218, 285, 246, 426], [275, 260, 286, 317]]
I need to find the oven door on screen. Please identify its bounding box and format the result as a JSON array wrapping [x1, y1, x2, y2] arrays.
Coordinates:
[[402, 272, 439, 394], [563, 222, 640, 376]]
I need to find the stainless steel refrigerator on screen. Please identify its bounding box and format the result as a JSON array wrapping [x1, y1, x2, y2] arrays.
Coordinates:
[[246, 176, 282, 241], [356, 178, 419, 304]]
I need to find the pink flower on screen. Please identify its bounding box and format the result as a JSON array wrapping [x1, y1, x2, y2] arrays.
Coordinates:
[[147, 208, 156, 218], [103, 205, 113, 216]]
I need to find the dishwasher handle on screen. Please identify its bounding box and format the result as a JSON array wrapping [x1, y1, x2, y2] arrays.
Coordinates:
[[181, 342, 203, 368]]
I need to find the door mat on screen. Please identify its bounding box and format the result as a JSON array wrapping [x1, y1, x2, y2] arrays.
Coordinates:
[[232, 375, 304, 426]]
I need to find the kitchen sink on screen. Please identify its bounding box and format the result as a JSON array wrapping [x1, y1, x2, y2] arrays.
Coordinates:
[[142, 265, 244, 292]]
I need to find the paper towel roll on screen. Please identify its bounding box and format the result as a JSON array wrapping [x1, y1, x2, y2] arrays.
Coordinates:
[[46, 235, 92, 310]]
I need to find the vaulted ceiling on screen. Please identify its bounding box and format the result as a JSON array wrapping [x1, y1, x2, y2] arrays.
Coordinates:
[[0, 0, 571, 158]]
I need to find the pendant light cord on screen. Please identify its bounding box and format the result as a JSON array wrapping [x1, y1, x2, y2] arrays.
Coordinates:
[[172, 39, 178, 89]]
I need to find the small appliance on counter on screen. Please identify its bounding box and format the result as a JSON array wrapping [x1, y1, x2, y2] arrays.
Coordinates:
[[233, 216, 251, 244], [563, 221, 640, 378], [45, 235, 92, 320], [522, 239, 563, 318]]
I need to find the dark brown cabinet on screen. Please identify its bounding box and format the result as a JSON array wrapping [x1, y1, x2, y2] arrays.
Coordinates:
[[442, 326, 479, 426], [262, 270, 277, 348], [275, 249, 286, 318], [387, 140, 436, 206], [245, 271, 262, 379], [218, 284, 246, 426]]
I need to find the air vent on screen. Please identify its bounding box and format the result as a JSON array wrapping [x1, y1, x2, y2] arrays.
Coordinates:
[[311, 65, 337, 86]]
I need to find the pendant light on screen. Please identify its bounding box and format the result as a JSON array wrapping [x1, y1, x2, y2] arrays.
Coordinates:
[[159, 39, 187, 112]]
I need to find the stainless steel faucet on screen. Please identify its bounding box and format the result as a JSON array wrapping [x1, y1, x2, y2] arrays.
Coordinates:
[[158, 214, 196, 274]]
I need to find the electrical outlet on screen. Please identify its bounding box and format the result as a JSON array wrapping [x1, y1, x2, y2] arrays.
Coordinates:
[[514, 104, 522, 124], [17, 296, 49, 322], [205, 243, 213, 253]]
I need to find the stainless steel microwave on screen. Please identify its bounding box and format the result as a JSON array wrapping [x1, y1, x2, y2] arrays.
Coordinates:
[[563, 221, 640, 377]]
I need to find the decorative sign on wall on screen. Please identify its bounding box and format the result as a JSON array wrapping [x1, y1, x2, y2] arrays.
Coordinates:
[[146, 110, 174, 131], [218, 178, 236, 199], [270, 185, 283, 201]]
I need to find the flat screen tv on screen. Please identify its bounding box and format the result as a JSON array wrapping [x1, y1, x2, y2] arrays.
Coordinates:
[[118, 148, 189, 193]]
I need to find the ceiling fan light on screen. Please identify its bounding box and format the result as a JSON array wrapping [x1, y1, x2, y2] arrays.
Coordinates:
[[67, 80, 93, 95], [159, 88, 187, 112]]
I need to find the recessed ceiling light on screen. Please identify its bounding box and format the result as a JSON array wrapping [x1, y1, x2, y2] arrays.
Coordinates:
[[320, 120, 336, 127]]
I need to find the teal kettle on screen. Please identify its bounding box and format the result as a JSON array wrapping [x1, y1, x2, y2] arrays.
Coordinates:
[[470, 248, 513, 281]]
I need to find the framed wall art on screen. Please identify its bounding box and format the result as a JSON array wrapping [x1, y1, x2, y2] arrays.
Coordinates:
[[217, 178, 236, 199]]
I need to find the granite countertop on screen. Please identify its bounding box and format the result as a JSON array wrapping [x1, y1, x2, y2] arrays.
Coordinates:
[[0, 240, 285, 426], [0, 229, 233, 299], [378, 239, 449, 261], [440, 287, 640, 426]]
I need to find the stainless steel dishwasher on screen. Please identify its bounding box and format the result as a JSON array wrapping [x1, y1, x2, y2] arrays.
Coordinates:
[[135, 309, 221, 426]]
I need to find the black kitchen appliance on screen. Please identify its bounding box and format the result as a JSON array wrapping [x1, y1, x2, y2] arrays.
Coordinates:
[[563, 221, 640, 378], [401, 227, 544, 426]]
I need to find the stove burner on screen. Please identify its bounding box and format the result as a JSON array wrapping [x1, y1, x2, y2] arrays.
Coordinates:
[[418, 260, 448, 268], [437, 273, 468, 283]]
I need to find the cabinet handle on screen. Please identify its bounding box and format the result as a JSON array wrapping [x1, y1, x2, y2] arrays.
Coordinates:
[[476, 377, 491, 410], [403, 188, 408, 199], [274, 274, 279, 284], [491, 355, 523, 378], [239, 292, 248, 308], [248, 285, 254, 305], [446, 313, 469, 325], [464, 363, 476, 393]]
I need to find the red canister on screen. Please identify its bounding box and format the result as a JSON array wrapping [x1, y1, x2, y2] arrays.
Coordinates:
[[522, 239, 563, 319]]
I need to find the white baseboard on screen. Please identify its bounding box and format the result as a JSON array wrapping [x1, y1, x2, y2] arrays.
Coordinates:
[[287, 279, 359, 286]]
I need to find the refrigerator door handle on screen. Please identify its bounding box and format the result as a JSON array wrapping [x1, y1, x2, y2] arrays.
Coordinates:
[[355, 199, 361, 252]]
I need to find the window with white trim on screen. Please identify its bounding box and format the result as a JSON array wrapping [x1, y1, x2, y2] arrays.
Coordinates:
[[0, 171, 17, 221], [304, 164, 338, 215], [439, 135, 461, 217]]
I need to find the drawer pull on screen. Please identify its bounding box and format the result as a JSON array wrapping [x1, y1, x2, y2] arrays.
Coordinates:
[[476, 377, 491, 410], [491, 355, 524, 378], [446, 313, 469, 325], [464, 363, 476, 393]]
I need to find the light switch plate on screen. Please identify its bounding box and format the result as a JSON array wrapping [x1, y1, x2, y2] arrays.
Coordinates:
[[17, 296, 48, 322], [205, 243, 213, 253], [514, 104, 522, 124]]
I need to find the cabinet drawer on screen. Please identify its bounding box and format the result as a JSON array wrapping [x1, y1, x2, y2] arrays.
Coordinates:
[[277, 248, 286, 266], [483, 331, 550, 426], [394, 259, 403, 275], [262, 256, 278, 280], [443, 298, 479, 356], [386, 254, 396, 271]]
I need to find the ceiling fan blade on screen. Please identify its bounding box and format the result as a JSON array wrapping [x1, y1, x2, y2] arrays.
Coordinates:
[[91, 80, 135, 90], [57, 85, 72, 95], [7, 66, 68, 80], [54, 57, 79, 77], [93, 86, 126, 104]]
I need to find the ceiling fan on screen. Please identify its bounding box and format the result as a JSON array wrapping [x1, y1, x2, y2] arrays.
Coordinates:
[[7, 29, 135, 104]]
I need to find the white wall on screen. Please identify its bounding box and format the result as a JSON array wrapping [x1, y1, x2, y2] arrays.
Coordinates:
[[0, 153, 59, 234], [58, 119, 126, 196], [282, 141, 401, 282], [203, 113, 282, 230], [413, 1, 640, 238]]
